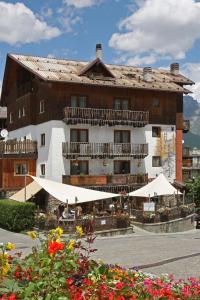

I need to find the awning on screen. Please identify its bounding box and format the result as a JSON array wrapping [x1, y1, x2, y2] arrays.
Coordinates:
[[10, 181, 42, 202], [129, 174, 182, 198], [30, 176, 119, 204]]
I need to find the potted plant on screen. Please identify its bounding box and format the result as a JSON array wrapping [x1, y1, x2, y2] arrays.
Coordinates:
[[179, 204, 189, 218], [157, 207, 171, 222], [116, 213, 130, 228], [143, 212, 155, 223]]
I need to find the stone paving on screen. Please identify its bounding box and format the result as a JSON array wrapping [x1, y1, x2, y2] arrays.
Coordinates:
[[0, 226, 200, 279]]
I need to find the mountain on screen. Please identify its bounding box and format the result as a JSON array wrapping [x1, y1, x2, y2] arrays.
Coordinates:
[[183, 96, 200, 149]]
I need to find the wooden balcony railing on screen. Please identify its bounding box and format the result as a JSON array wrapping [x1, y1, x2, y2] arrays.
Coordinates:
[[62, 142, 148, 158], [183, 120, 190, 133], [63, 107, 149, 127], [0, 140, 37, 157], [182, 158, 193, 168], [63, 174, 148, 191]]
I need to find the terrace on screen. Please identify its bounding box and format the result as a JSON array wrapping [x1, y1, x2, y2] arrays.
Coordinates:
[[63, 107, 149, 127], [0, 140, 37, 158], [62, 142, 148, 159]]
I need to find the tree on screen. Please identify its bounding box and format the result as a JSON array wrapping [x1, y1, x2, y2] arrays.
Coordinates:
[[186, 176, 200, 208]]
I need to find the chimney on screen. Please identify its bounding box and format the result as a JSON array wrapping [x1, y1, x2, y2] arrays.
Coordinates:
[[143, 67, 152, 82], [96, 43, 102, 60], [170, 63, 179, 75]]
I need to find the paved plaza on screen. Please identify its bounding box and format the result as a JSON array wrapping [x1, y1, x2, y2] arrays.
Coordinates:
[[0, 226, 200, 279]]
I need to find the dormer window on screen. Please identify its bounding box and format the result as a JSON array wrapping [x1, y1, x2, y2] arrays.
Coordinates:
[[79, 58, 115, 79]]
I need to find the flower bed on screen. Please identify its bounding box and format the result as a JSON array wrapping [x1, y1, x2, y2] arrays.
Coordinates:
[[0, 227, 200, 299]]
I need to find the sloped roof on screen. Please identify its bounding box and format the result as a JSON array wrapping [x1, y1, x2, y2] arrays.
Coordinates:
[[129, 174, 182, 198], [31, 176, 118, 204], [8, 53, 193, 93]]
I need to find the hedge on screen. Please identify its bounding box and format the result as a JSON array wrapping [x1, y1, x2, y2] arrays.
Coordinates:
[[0, 199, 35, 232]]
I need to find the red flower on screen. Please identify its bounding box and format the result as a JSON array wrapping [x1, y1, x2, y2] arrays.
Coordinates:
[[82, 278, 93, 285], [8, 294, 16, 300], [14, 271, 21, 279], [116, 282, 123, 289], [66, 278, 73, 286], [48, 241, 64, 255]]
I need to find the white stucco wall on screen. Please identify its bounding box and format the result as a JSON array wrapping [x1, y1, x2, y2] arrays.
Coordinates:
[[8, 122, 176, 183]]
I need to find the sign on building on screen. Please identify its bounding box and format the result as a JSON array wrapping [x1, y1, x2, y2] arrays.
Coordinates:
[[144, 202, 155, 212]]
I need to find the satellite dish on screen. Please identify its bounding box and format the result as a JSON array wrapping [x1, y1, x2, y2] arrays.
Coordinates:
[[0, 129, 8, 138]]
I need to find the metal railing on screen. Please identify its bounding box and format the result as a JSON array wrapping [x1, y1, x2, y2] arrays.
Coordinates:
[[62, 142, 148, 158], [63, 107, 149, 127]]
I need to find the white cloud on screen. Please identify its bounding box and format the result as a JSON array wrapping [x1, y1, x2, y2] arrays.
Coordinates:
[[63, 0, 99, 8], [0, 2, 61, 45], [182, 63, 200, 102], [109, 0, 200, 65]]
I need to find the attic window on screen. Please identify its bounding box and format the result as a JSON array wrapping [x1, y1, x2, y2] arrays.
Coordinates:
[[79, 58, 115, 79]]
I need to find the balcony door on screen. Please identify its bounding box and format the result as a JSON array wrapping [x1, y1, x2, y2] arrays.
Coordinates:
[[71, 95, 87, 108], [70, 129, 88, 154], [114, 130, 130, 154]]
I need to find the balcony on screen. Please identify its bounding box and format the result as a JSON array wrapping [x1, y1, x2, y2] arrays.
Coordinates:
[[62, 142, 148, 159], [63, 174, 148, 192], [63, 107, 149, 127], [0, 140, 37, 158], [182, 158, 193, 168], [183, 120, 190, 133]]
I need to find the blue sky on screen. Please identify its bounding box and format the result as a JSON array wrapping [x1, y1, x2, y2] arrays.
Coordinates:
[[1, 0, 200, 98]]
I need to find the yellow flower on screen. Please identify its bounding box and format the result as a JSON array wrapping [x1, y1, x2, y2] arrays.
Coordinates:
[[1, 262, 9, 276], [76, 226, 83, 237], [27, 231, 38, 240], [6, 242, 15, 251], [55, 227, 63, 237], [68, 239, 75, 251], [0, 253, 9, 276]]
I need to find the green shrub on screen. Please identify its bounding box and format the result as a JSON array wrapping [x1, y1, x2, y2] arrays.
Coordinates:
[[0, 199, 35, 232]]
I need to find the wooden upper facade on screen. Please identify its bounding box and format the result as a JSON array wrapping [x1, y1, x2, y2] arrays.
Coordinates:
[[0, 53, 193, 132]]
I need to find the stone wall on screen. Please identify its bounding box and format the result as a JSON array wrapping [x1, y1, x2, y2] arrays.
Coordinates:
[[133, 214, 195, 233]]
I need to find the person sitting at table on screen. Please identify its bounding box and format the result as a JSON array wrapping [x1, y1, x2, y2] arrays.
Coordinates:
[[76, 205, 83, 218], [62, 205, 75, 220]]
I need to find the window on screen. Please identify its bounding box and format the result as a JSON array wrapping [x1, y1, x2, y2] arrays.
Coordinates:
[[71, 95, 87, 108], [152, 156, 161, 167], [41, 133, 45, 146], [152, 126, 161, 137], [153, 99, 160, 107], [70, 129, 88, 142], [15, 163, 28, 175], [18, 109, 21, 118], [22, 107, 25, 116], [70, 161, 88, 175], [39, 100, 45, 113], [40, 164, 45, 176], [114, 161, 130, 174], [114, 99, 129, 110], [9, 113, 13, 124], [114, 131, 130, 143]]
